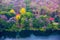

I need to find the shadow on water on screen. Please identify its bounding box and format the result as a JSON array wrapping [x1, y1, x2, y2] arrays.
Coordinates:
[[0, 30, 32, 38], [0, 30, 60, 40]]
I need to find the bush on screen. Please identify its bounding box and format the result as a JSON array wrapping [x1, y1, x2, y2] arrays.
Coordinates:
[[0, 18, 9, 31], [32, 18, 44, 28], [0, 11, 15, 19], [4, 12, 15, 19], [7, 24, 20, 32]]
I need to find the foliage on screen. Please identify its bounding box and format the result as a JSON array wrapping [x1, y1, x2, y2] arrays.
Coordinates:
[[0, 11, 15, 18], [0, 18, 9, 31], [18, 12, 34, 29], [32, 18, 45, 28], [10, 9, 15, 13], [26, 6, 32, 12], [0, 0, 60, 32], [39, 27, 46, 32], [23, 19, 30, 30], [25, 12, 34, 18], [4, 12, 15, 19], [6, 24, 20, 32], [55, 16, 60, 23], [46, 23, 53, 30], [0, 4, 13, 12]]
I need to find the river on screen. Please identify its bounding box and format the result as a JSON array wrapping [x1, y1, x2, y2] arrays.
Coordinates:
[[0, 34, 60, 40]]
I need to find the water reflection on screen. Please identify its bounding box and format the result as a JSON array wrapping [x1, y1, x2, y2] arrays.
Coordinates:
[[1, 34, 60, 40]]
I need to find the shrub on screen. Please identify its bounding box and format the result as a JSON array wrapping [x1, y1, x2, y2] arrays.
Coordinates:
[[0, 18, 9, 31]]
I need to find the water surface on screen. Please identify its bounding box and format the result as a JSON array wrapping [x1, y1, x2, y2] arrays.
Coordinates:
[[1, 34, 60, 40]]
